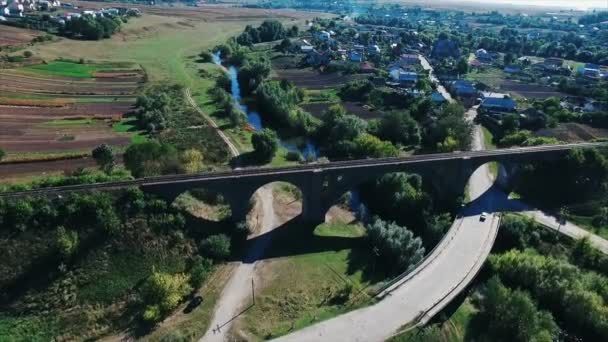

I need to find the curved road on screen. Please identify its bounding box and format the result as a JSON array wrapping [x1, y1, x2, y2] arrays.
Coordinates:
[[274, 150, 500, 342]]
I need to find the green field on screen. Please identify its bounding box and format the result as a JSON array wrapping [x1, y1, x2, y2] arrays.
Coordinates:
[[22, 60, 127, 78], [236, 222, 382, 340]]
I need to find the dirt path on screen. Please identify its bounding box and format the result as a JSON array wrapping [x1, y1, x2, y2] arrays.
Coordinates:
[[184, 87, 240, 157], [201, 186, 277, 342]]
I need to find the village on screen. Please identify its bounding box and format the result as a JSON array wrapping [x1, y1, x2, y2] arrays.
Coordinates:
[[267, 6, 608, 145]]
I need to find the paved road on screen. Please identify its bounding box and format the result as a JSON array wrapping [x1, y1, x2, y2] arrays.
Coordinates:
[[419, 55, 454, 103], [202, 186, 277, 341]]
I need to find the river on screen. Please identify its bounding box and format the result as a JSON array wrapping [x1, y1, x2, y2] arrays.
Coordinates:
[[212, 52, 319, 160]]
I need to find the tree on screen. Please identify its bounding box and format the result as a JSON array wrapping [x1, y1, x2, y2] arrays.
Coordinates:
[[378, 111, 421, 147], [456, 57, 469, 75], [365, 217, 425, 274], [276, 38, 292, 52], [189, 258, 213, 289], [200, 234, 231, 260], [353, 133, 399, 158], [251, 128, 278, 163], [92, 144, 115, 174], [474, 277, 559, 342], [0, 148, 5, 161], [140, 271, 192, 322], [503, 52, 515, 66], [180, 149, 205, 174]]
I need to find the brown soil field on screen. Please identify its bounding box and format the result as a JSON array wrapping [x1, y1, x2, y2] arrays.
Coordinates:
[[0, 72, 143, 96], [0, 156, 96, 180], [0, 25, 40, 47], [273, 69, 362, 90], [0, 102, 134, 118], [0, 101, 134, 154], [302, 101, 383, 120], [70, 0, 315, 21], [535, 123, 608, 143], [499, 80, 567, 99]]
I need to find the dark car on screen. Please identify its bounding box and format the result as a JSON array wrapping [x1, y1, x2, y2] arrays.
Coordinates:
[[183, 296, 203, 314]]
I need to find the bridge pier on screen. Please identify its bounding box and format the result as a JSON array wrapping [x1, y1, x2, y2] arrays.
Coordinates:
[[301, 170, 326, 225]]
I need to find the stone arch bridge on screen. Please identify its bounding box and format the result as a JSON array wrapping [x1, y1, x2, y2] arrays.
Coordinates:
[[1, 143, 602, 224]]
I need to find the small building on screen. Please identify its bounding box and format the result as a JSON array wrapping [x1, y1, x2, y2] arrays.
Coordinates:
[[360, 62, 376, 74], [398, 53, 420, 67], [367, 44, 381, 55], [396, 71, 418, 87], [317, 30, 331, 41], [451, 80, 477, 97], [300, 45, 314, 53], [349, 50, 363, 63], [543, 58, 564, 70], [480, 97, 517, 113], [475, 49, 495, 63]]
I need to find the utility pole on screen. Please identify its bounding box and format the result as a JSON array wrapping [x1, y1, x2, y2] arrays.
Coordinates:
[[251, 278, 255, 305]]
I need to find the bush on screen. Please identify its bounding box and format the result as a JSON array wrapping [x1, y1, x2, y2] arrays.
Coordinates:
[[189, 258, 213, 289], [139, 271, 192, 322], [0, 148, 5, 161], [123, 141, 180, 178], [285, 151, 304, 162], [200, 234, 231, 260], [56, 226, 79, 257], [23, 51, 33, 58], [198, 51, 214, 63], [365, 217, 425, 275]]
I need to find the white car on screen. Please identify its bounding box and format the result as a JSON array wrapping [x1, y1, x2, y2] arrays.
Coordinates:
[[480, 212, 488, 222]]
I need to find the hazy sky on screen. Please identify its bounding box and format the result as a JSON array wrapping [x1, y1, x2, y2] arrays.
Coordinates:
[[457, 0, 608, 10]]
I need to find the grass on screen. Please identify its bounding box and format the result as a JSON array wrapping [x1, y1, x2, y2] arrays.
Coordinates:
[[0, 314, 61, 341], [40, 118, 97, 128], [389, 298, 478, 342], [22, 60, 124, 78], [566, 214, 608, 240], [465, 67, 507, 89], [480, 126, 499, 178], [236, 222, 380, 340]]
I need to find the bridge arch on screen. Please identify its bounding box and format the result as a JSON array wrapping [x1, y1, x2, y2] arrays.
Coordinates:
[[244, 181, 304, 231]]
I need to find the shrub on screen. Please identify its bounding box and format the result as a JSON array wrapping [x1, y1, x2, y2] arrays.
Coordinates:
[[23, 51, 33, 58], [189, 258, 213, 289], [200, 234, 231, 260], [285, 151, 304, 162], [92, 144, 116, 174], [56, 226, 79, 257], [0, 148, 5, 161], [139, 271, 192, 322]]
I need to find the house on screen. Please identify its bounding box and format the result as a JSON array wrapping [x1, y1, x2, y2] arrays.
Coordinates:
[[451, 80, 477, 97], [349, 50, 363, 63], [397, 71, 418, 87], [480, 97, 517, 113], [317, 30, 331, 41], [475, 49, 496, 63], [584, 100, 608, 113], [431, 39, 460, 59], [300, 45, 314, 53], [398, 53, 420, 67], [360, 62, 376, 74], [543, 58, 564, 70], [578, 63, 602, 79], [504, 64, 522, 74], [368, 44, 381, 55]]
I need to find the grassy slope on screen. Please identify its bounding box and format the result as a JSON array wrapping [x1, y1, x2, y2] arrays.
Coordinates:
[[389, 298, 478, 342], [481, 126, 499, 177], [235, 222, 379, 340]]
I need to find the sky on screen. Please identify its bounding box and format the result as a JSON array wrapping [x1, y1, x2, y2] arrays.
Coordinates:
[[457, 0, 608, 10]]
